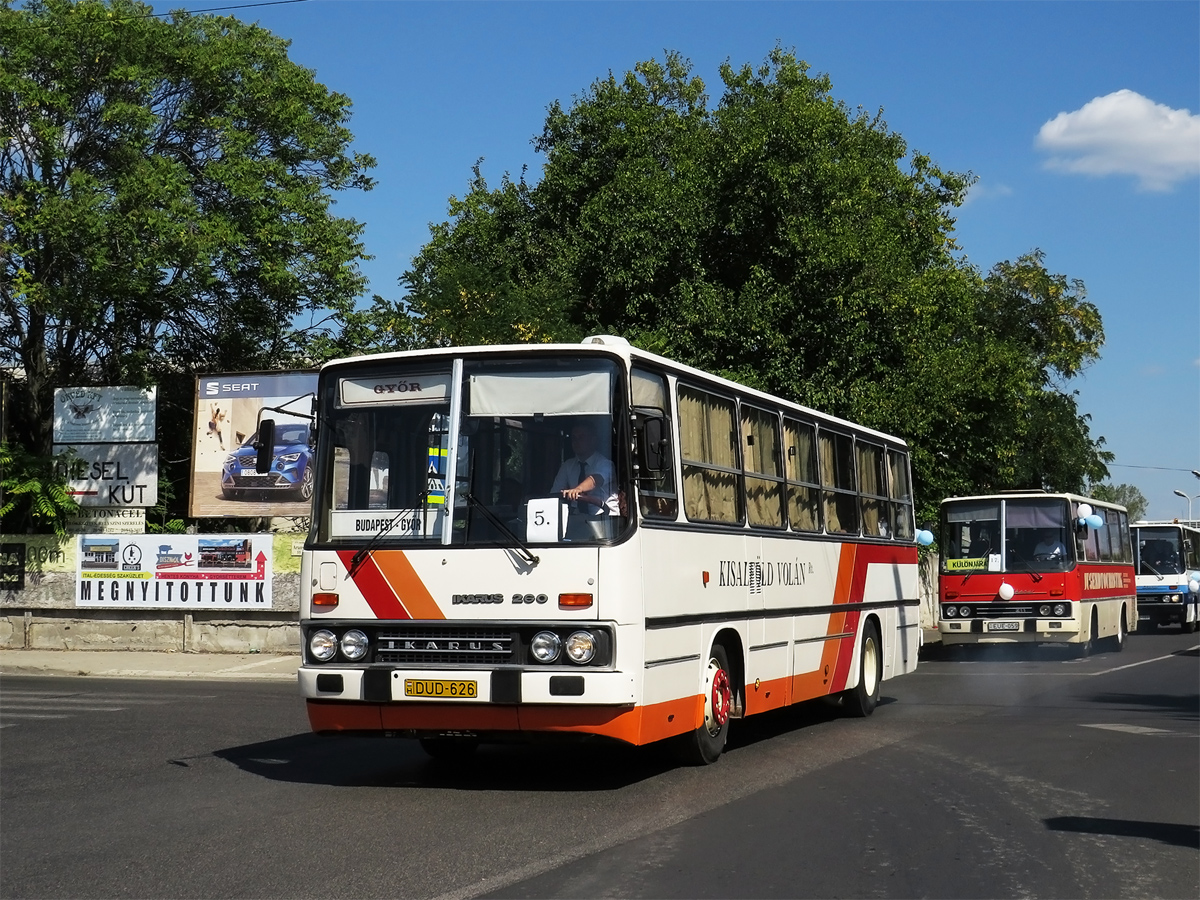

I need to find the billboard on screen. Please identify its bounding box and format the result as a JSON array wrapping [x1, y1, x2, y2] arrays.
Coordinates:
[[53, 386, 156, 443], [76, 533, 273, 608], [189, 372, 317, 518], [58, 442, 158, 507]]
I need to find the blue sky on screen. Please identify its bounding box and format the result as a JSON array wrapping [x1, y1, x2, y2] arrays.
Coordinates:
[[177, 0, 1199, 519]]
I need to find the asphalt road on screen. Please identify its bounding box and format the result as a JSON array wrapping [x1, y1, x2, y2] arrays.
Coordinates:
[[1, 631, 1196, 900]]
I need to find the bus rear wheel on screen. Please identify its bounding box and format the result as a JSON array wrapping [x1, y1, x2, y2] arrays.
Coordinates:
[[1104, 609, 1127, 652], [842, 620, 882, 717], [673, 644, 732, 766]]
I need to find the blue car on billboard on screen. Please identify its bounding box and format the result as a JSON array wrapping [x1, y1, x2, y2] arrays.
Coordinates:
[[221, 424, 314, 501]]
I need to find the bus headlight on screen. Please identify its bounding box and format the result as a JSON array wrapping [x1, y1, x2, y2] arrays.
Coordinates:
[[1039, 605, 1051, 616], [309, 629, 337, 662], [1053, 603, 1067, 617], [943, 605, 957, 618], [958, 606, 972, 618], [565, 631, 596, 664], [340, 629, 369, 661], [530, 631, 562, 663]]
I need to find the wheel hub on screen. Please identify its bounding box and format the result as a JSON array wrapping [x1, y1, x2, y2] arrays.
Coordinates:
[[706, 665, 731, 733]]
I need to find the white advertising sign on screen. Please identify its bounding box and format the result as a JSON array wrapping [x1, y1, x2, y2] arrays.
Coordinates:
[[76, 534, 273, 608], [56, 443, 158, 507], [66, 507, 147, 535], [53, 386, 156, 443]]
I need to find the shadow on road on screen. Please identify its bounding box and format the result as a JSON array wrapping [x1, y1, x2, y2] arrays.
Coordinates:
[[1045, 816, 1200, 849], [1086, 691, 1199, 721], [207, 731, 680, 790], [206, 692, 881, 788]]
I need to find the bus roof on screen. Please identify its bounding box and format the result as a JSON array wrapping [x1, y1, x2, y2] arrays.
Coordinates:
[[940, 492, 1128, 514], [320, 337, 909, 448]]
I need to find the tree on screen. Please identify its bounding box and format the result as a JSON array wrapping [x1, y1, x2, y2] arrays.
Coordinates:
[[1089, 483, 1149, 522], [1, 0, 375, 528], [389, 48, 1110, 517]]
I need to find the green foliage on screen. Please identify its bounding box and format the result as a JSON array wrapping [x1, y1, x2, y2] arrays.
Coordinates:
[[0, 442, 79, 534], [389, 47, 1111, 513], [1088, 482, 1149, 522], [1, 0, 376, 529]]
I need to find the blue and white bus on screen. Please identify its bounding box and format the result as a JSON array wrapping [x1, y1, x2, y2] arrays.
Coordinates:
[[1131, 521, 1200, 633]]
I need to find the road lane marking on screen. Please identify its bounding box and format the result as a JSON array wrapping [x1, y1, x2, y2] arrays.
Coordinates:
[[1090, 645, 1199, 676], [1080, 723, 1173, 735]]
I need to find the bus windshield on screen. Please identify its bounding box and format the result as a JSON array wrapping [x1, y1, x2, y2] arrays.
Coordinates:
[[1136, 527, 1184, 576], [316, 356, 632, 546], [941, 497, 1074, 574]]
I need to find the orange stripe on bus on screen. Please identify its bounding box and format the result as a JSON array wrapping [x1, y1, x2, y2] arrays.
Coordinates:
[[371, 551, 445, 620], [744, 673, 791, 716], [380, 703, 519, 731], [335, 550, 409, 620], [824, 543, 858, 692]]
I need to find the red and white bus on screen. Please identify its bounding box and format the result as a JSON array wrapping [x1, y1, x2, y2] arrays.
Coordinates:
[[937, 492, 1136, 653], [286, 337, 925, 763]]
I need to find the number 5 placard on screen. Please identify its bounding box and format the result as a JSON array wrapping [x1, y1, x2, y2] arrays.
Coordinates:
[[526, 497, 567, 543]]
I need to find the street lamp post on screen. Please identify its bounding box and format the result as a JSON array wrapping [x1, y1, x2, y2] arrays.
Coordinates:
[[1173, 489, 1200, 522]]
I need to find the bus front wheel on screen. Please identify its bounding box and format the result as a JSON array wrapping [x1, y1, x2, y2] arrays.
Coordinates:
[[843, 620, 882, 717], [674, 644, 732, 765]]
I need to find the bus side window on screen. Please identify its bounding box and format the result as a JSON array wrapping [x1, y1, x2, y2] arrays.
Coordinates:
[[887, 449, 914, 540], [678, 385, 741, 524], [743, 404, 784, 529], [818, 429, 858, 535], [784, 418, 821, 533], [631, 367, 678, 519], [856, 441, 887, 537]]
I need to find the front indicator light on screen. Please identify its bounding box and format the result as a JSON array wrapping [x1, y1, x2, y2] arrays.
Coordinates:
[[565, 631, 596, 664], [312, 592, 339, 608], [530, 631, 562, 663], [340, 629, 369, 661], [559, 593, 593, 609], [309, 629, 337, 662]]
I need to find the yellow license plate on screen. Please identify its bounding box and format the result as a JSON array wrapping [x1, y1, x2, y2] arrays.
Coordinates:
[[403, 679, 478, 699]]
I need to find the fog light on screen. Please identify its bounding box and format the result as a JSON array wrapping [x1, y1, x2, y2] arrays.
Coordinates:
[[309, 629, 337, 662], [530, 631, 562, 663], [1053, 603, 1067, 617], [564, 631, 596, 664], [340, 629, 369, 661]]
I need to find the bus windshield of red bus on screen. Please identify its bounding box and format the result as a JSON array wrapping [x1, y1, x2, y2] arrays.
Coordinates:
[[942, 498, 1074, 574]]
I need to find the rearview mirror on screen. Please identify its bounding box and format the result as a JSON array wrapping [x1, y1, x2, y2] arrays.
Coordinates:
[[639, 416, 669, 473], [254, 418, 276, 474]]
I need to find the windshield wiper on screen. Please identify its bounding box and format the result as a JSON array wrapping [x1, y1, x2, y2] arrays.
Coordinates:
[[463, 491, 539, 568], [348, 492, 432, 577], [1141, 561, 1164, 580], [1003, 546, 1044, 582]]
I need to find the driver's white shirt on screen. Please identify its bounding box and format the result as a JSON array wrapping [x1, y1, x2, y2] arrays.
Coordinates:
[[550, 452, 619, 516], [1034, 540, 1066, 558]]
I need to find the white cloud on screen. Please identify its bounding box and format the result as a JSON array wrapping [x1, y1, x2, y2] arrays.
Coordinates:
[[1036, 90, 1200, 192]]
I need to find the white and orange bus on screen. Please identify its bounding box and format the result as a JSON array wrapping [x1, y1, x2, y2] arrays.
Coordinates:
[[937, 492, 1136, 653], [280, 337, 925, 763]]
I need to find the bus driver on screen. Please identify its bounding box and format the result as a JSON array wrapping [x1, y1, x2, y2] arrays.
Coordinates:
[[551, 421, 620, 527]]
